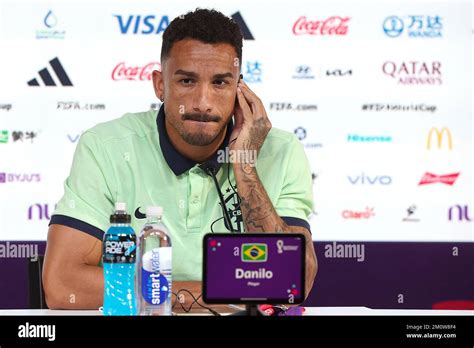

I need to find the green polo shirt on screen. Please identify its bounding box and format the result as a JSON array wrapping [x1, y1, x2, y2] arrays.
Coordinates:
[[49, 105, 313, 280]]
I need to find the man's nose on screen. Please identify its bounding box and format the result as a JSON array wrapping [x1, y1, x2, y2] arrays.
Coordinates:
[[192, 84, 213, 114]]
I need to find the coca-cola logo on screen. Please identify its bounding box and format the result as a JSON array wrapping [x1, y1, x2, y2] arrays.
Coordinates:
[[112, 62, 161, 81], [293, 16, 350, 35]]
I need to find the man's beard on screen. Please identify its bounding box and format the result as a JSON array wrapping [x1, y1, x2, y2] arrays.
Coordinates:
[[175, 112, 226, 146]]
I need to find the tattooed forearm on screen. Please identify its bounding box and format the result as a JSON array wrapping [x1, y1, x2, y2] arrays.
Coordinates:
[[233, 163, 318, 297], [235, 164, 281, 232]]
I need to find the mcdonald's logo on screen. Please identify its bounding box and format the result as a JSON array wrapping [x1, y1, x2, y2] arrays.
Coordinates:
[[427, 127, 452, 150]]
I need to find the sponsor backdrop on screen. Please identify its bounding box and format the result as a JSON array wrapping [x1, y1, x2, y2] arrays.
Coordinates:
[[0, 0, 472, 308]]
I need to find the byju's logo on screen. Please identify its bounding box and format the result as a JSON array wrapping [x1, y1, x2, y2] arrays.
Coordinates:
[[448, 205, 471, 222], [383, 15, 442, 38], [427, 127, 452, 150], [0, 173, 41, 184], [113, 14, 169, 35], [348, 173, 392, 185], [36, 10, 65, 39], [27, 58, 72, 87], [418, 172, 459, 186]]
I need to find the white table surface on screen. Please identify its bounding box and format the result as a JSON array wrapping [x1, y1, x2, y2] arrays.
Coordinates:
[[0, 307, 471, 316]]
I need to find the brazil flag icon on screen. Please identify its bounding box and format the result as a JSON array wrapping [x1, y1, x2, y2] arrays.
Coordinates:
[[241, 243, 268, 262]]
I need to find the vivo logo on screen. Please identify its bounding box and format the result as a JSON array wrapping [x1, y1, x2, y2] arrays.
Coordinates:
[[67, 134, 81, 143], [114, 15, 169, 34], [348, 174, 392, 185], [448, 205, 471, 221], [28, 204, 56, 220]]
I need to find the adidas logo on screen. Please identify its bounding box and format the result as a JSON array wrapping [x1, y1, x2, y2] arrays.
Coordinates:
[[231, 12, 254, 40], [27, 57, 73, 87]]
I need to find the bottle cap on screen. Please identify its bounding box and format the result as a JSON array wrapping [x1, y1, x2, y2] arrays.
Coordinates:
[[146, 206, 163, 218], [115, 202, 127, 212], [110, 202, 131, 223]]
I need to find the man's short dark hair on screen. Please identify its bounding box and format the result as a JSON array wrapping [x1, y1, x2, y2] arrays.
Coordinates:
[[161, 8, 243, 67]]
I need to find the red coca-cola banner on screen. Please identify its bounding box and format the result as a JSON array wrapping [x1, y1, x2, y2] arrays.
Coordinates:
[[112, 62, 161, 81], [292, 16, 350, 35]]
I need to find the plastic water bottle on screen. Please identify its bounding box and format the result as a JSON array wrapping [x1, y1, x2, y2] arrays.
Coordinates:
[[102, 202, 137, 315], [136, 206, 172, 315]]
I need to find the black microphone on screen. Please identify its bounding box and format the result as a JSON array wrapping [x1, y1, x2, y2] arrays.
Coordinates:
[[199, 162, 236, 233]]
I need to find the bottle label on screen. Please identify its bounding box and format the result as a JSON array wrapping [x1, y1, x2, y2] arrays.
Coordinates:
[[141, 247, 171, 305], [103, 233, 136, 264]]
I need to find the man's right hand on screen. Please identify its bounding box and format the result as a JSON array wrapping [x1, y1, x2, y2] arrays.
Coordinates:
[[43, 224, 103, 309]]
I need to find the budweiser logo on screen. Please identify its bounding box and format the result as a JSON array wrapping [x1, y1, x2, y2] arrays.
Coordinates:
[[418, 172, 460, 186], [293, 16, 350, 35], [112, 62, 160, 81]]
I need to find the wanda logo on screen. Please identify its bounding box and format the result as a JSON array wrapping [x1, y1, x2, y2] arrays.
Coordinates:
[[293, 16, 350, 35], [112, 62, 161, 81]]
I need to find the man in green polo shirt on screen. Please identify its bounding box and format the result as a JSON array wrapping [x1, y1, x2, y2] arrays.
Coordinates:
[[43, 8, 317, 310]]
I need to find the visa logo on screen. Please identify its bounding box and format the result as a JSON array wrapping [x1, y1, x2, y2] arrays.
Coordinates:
[[114, 15, 169, 34]]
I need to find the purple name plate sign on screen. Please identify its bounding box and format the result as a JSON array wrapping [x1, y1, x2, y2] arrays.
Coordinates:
[[203, 233, 306, 304]]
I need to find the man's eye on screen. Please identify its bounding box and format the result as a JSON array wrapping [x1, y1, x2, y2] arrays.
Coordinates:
[[180, 79, 195, 85], [213, 80, 228, 86]]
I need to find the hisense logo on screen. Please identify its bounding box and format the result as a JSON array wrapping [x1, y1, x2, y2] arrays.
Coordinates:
[[347, 134, 392, 142]]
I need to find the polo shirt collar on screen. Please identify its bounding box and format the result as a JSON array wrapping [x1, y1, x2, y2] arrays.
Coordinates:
[[156, 104, 234, 176]]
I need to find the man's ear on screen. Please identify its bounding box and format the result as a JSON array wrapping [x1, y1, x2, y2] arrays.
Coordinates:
[[152, 70, 164, 101]]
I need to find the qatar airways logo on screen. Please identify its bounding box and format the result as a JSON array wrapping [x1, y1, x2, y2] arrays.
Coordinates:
[[418, 172, 459, 186], [382, 61, 442, 85], [292, 16, 350, 35], [112, 62, 161, 81]]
